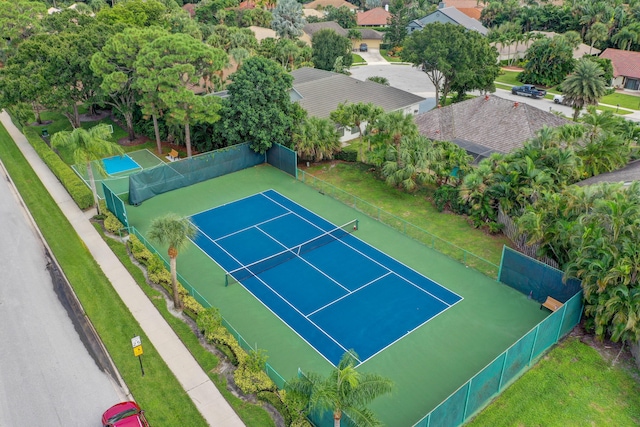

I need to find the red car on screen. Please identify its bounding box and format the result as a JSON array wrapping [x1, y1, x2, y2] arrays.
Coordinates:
[[102, 401, 150, 427]]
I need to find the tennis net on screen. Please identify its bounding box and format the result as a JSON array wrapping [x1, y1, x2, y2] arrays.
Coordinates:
[[225, 219, 358, 286]]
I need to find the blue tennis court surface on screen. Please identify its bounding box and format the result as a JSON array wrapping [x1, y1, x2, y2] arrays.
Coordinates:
[[190, 190, 462, 366], [102, 154, 140, 175]]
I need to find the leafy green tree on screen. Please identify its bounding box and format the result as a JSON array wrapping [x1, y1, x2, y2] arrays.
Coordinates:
[[312, 29, 353, 71], [294, 117, 341, 162], [287, 351, 393, 427], [135, 33, 228, 157], [0, 0, 45, 60], [96, 0, 168, 28], [520, 35, 575, 86], [402, 22, 499, 105], [0, 35, 50, 124], [91, 27, 168, 141], [561, 59, 607, 121], [384, 0, 409, 48], [147, 213, 196, 310], [371, 110, 418, 164], [219, 56, 305, 153], [51, 124, 123, 213], [271, 0, 306, 39], [330, 102, 383, 159], [325, 6, 357, 29]]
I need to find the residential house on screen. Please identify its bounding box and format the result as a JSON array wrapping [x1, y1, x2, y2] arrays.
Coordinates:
[[357, 7, 391, 27], [407, 5, 488, 36], [291, 67, 425, 142], [301, 21, 384, 49], [600, 48, 640, 90], [494, 31, 600, 63], [414, 95, 571, 162], [304, 0, 358, 11], [443, 0, 484, 20]]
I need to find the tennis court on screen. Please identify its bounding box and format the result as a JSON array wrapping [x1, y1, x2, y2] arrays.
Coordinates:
[[72, 149, 164, 199], [190, 189, 462, 366]]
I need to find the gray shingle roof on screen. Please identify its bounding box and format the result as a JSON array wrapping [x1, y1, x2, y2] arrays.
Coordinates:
[[577, 159, 640, 186], [414, 95, 572, 159], [414, 6, 488, 35], [303, 21, 348, 38], [291, 67, 425, 119]]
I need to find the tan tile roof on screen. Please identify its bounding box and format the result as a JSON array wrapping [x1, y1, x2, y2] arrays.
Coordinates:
[[600, 48, 640, 80], [303, 21, 348, 38], [249, 26, 277, 41], [305, 0, 358, 9], [444, 0, 485, 8], [414, 95, 572, 158], [357, 7, 391, 26], [456, 7, 481, 20]]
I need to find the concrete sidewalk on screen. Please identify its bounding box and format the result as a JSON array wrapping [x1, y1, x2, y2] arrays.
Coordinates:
[[0, 111, 245, 427]]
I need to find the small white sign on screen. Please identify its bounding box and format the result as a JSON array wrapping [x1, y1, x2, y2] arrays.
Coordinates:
[[131, 336, 141, 348]]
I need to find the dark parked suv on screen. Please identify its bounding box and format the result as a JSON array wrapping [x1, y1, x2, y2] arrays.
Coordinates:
[[359, 43, 368, 52]]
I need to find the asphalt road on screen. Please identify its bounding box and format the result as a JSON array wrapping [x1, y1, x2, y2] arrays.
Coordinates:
[[348, 59, 637, 120], [0, 164, 121, 427]]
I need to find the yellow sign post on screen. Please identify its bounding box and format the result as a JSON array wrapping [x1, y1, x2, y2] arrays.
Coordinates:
[[131, 335, 145, 376]]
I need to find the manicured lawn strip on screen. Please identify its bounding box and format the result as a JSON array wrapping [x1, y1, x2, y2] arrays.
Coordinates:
[[101, 230, 275, 427], [303, 162, 509, 265], [495, 69, 522, 86], [468, 338, 640, 426], [0, 124, 208, 427], [352, 53, 365, 63], [600, 92, 640, 110]]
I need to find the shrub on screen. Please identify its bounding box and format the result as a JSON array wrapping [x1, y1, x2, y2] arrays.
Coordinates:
[[433, 186, 468, 214], [104, 211, 124, 233], [24, 127, 94, 209], [128, 234, 155, 266], [335, 149, 357, 162], [233, 365, 276, 394]]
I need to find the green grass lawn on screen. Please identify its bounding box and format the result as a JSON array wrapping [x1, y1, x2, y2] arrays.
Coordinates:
[[600, 92, 640, 110], [495, 69, 523, 86], [302, 161, 509, 266], [468, 338, 640, 427], [352, 53, 365, 63]]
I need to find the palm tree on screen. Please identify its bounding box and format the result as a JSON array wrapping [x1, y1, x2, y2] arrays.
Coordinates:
[[147, 213, 196, 310], [373, 111, 418, 162], [295, 117, 341, 162], [51, 124, 123, 214], [288, 351, 393, 427], [611, 25, 639, 51], [561, 59, 607, 121], [585, 22, 609, 54]]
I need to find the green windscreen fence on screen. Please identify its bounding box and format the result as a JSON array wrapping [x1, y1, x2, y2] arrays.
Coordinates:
[[266, 143, 297, 178], [498, 246, 582, 303], [129, 143, 264, 205], [414, 291, 583, 427], [103, 182, 128, 228]]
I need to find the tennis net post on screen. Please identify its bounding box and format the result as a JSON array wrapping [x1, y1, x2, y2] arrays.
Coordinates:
[[224, 219, 358, 287]]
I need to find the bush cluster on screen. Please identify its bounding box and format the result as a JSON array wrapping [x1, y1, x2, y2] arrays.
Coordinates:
[[104, 210, 124, 233], [24, 127, 93, 209], [335, 149, 358, 162]]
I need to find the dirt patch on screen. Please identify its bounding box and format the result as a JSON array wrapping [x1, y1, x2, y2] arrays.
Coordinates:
[[79, 109, 110, 122], [118, 135, 150, 146]]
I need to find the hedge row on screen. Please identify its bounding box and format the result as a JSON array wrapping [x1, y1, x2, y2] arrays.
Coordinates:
[[125, 233, 312, 426], [23, 127, 94, 209]]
